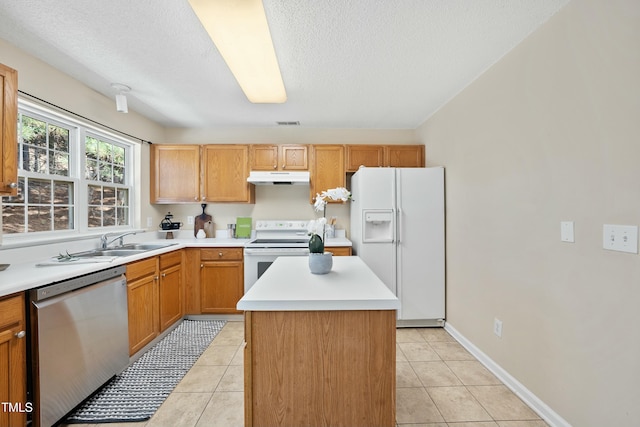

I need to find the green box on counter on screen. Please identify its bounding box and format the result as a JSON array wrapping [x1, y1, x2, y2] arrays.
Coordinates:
[[235, 217, 252, 238]]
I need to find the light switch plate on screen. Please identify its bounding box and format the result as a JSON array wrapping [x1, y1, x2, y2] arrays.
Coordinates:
[[560, 221, 574, 242], [603, 224, 638, 254]]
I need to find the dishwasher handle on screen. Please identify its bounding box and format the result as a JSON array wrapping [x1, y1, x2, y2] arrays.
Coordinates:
[[31, 265, 126, 302], [32, 275, 126, 310]]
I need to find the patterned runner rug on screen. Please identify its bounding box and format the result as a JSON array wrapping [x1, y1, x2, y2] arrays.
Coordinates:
[[65, 319, 226, 424]]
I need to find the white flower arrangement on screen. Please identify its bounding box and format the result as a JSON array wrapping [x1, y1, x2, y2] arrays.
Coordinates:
[[313, 187, 351, 212], [307, 217, 327, 236], [307, 187, 352, 254]]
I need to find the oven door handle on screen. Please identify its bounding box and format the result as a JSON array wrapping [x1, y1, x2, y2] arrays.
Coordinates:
[[244, 248, 309, 256]]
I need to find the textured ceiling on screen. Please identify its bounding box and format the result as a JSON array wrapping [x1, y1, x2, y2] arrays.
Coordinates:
[[0, 0, 569, 129]]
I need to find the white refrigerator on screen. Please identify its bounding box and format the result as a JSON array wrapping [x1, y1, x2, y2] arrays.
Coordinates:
[[350, 167, 445, 326]]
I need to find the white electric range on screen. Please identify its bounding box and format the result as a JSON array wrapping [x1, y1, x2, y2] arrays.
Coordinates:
[[243, 220, 310, 292]]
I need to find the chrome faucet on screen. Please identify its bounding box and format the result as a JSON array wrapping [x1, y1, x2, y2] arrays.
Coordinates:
[[100, 231, 138, 249]]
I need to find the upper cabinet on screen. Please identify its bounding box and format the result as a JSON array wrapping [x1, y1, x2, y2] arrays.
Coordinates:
[[345, 144, 425, 171], [151, 142, 423, 205], [385, 145, 425, 168], [250, 144, 308, 171], [345, 145, 384, 171], [151, 145, 201, 203], [151, 144, 254, 204], [310, 145, 345, 203], [202, 145, 254, 203], [0, 63, 18, 196]]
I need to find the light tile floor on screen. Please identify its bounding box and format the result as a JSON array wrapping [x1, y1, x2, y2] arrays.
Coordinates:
[[62, 321, 548, 427]]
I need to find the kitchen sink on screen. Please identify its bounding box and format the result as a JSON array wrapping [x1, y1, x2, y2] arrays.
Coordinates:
[[119, 243, 178, 251], [98, 249, 148, 256], [68, 243, 178, 259]]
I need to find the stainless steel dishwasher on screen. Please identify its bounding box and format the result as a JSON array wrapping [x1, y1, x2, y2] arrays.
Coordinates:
[[29, 266, 129, 427]]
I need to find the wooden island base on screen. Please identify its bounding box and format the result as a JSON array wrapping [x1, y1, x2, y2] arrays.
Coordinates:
[[244, 310, 396, 427]]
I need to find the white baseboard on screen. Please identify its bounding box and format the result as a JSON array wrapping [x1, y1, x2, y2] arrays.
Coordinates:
[[444, 322, 571, 427]]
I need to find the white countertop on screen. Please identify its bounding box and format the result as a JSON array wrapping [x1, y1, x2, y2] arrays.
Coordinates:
[[237, 256, 399, 311], [0, 236, 352, 298]]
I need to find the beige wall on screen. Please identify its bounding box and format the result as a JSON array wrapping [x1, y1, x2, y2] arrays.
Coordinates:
[[417, 1, 639, 425]]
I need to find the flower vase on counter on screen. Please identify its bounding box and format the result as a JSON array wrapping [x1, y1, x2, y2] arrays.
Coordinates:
[[307, 220, 332, 274], [307, 187, 351, 274], [307, 187, 352, 275], [309, 251, 333, 274]]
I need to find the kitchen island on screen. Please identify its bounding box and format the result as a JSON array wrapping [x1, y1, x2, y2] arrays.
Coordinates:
[[237, 256, 399, 427]]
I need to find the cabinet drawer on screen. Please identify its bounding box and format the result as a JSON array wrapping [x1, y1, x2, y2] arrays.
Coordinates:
[[126, 257, 158, 281], [159, 250, 182, 270], [0, 293, 24, 330], [325, 247, 352, 256], [201, 248, 243, 261]]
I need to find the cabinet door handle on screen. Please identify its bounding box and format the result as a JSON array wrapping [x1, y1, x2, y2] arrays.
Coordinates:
[[273, 164, 277, 169], [219, 252, 223, 257], [200, 264, 204, 268], [9, 182, 18, 189], [154, 276, 159, 281], [282, 164, 286, 169], [15, 330, 26, 339], [194, 196, 198, 201], [162, 273, 166, 277]]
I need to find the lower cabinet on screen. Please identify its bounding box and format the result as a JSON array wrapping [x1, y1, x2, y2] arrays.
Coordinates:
[[159, 251, 184, 332], [0, 293, 27, 427], [200, 248, 244, 314], [325, 246, 352, 256], [127, 257, 159, 356], [127, 250, 184, 356]]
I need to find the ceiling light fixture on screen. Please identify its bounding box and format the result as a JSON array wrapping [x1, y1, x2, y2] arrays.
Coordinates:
[[111, 83, 130, 113], [188, 0, 287, 104]]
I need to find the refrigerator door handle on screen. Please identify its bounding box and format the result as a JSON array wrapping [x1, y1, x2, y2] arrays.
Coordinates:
[[397, 208, 402, 244], [391, 208, 396, 243]]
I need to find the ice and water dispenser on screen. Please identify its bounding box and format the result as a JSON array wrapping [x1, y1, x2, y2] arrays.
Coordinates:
[[362, 210, 394, 242]]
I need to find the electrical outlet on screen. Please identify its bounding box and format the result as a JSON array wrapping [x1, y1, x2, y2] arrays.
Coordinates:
[[493, 318, 503, 338], [146, 217, 153, 227], [187, 216, 194, 225]]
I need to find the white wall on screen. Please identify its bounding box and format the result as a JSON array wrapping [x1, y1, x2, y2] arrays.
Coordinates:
[[416, 1, 640, 425]]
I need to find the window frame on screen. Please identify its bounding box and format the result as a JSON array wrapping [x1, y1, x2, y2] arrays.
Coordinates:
[[1, 97, 137, 242]]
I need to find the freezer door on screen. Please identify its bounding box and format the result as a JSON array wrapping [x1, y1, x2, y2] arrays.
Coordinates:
[[396, 167, 445, 321], [350, 168, 397, 294]]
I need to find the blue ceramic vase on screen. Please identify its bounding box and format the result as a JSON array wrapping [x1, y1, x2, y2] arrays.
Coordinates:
[[309, 252, 333, 274]]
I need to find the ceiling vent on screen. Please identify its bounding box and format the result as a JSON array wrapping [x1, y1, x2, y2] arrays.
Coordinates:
[[276, 121, 300, 126]]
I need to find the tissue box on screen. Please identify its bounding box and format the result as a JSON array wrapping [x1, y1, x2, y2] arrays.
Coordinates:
[[235, 217, 252, 238]]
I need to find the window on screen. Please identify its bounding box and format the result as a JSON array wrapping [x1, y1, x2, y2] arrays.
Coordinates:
[[85, 135, 130, 228], [2, 100, 135, 237]]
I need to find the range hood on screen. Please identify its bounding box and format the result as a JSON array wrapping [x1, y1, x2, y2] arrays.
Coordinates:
[[247, 171, 310, 185]]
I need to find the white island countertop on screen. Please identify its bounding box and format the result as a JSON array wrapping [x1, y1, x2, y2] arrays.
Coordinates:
[[237, 256, 400, 311]]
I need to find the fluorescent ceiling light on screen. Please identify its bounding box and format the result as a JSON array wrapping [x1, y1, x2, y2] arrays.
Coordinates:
[[188, 0, 287, 103]]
